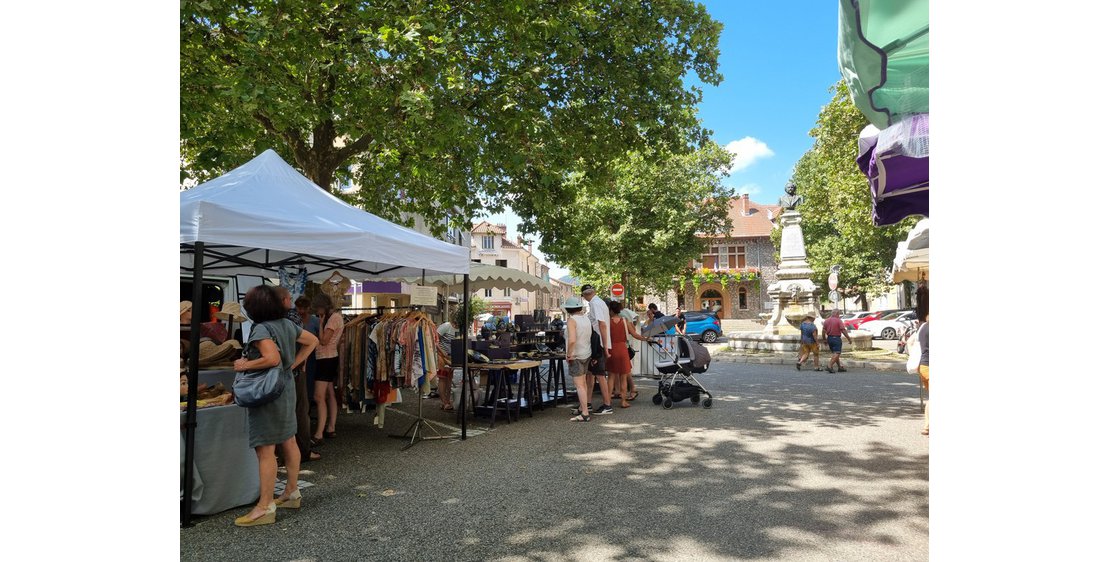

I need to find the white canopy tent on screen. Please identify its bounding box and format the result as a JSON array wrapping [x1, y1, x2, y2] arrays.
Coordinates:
[[180, 150, 472, 524], [181, 149, 470, 279]]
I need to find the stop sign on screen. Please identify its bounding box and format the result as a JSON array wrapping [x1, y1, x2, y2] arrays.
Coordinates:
[[611, 283, 625, 297]]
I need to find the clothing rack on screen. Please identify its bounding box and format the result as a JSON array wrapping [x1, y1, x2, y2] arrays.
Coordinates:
[[340, 307, 450, 450]]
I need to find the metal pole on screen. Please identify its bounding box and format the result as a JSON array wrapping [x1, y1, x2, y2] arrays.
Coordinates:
[[460, 274, 470, 439], [182, 241, 204, 526]]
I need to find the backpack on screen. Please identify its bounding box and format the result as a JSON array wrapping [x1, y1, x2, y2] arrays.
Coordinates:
[[589, 330, 604, 360]]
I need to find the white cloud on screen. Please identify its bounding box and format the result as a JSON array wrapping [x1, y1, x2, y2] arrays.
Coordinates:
[[723, 137, 774, 174], [736, 183, 762, 197]]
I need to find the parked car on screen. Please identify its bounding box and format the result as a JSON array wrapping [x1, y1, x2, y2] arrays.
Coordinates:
[[847, 309, 909, 330], [677, 311, 723, 343], [840, 311, 871, 323], [860, 311, 917, 340], [843, 311, 879, 330]]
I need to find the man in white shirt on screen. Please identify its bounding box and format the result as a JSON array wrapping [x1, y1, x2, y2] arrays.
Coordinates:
[[581, 284, 613, 415]]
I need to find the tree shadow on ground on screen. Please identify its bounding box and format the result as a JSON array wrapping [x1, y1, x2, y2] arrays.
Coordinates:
[[181, 368, 927, 562]]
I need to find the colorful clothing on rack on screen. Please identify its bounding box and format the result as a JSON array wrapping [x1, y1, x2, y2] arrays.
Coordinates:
[[278, 266, 308, 299]]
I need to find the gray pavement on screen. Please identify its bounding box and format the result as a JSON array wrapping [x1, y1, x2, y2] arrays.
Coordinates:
[[181, 362, 928, 561]]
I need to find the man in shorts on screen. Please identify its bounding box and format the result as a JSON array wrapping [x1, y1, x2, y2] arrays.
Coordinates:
[[822, 308, 852, 373], [581, 285, 613, 415], [797, 313, 821, 371]]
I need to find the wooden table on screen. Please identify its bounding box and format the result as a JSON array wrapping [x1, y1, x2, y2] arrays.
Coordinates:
[[466, 360, 542, 428]]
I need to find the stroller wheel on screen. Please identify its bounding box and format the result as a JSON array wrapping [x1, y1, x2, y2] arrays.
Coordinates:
[[652, 394, 663, 405], [663, 398, 673, 409], [702, 397, 713, 408]]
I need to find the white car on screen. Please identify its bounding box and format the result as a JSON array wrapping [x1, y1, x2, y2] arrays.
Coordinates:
[[860, 311, 917, 340]]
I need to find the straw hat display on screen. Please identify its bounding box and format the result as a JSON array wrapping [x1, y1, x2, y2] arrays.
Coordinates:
[[197, 338, 242, 367], [215, 302, 247, 323]]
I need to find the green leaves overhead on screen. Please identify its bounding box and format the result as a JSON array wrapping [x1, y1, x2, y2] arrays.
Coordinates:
[[539, 143, 735, 298], [181, 1, 723, 235], [788, 81, 914, 305]]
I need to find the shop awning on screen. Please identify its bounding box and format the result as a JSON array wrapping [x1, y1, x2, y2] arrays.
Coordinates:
[[892, 218, 928, 283], [384, 263, 552, 293], [180, 149, 471, 279], [837, 0, 929, 130]]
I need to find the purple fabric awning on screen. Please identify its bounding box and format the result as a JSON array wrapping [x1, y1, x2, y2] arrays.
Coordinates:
[[857, 113, 929, 226]]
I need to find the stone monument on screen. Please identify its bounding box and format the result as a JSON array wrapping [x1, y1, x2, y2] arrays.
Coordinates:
[[731, 184, 823, 351], [762, 192, 822, 335]]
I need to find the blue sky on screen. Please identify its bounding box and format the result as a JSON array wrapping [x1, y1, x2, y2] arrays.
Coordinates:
[[485, 1, 843, 279]]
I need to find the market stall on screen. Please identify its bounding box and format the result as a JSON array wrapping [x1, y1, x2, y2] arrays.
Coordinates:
[[180, 149, 471, 524], [838, 0, 929, 225], [893, 218, 929, 284]]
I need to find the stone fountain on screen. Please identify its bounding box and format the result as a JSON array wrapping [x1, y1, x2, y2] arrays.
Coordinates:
[[762, 210, 822, 335], [732, 184, 823, 352]]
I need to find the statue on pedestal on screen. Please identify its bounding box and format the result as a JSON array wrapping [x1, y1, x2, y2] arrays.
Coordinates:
[[778, 182, 802, 211]]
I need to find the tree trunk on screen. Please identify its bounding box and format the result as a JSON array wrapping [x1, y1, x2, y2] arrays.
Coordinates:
[[859, 292, 869, 311]]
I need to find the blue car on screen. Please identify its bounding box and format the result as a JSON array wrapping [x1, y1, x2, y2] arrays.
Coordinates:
[[663, 311, 722, 343]]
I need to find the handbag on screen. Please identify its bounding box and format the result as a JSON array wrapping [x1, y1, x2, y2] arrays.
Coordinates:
[[627, 344, 637, 360], [233, 323, 287, 408], [905, 328, 922, 375]]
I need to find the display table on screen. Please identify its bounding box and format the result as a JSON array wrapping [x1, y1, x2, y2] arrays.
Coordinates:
[[466, 360, 542, 428], [180, 370, 259, 515]]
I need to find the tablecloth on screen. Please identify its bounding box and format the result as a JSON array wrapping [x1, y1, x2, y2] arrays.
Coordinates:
[[180, 370, 259, 515]]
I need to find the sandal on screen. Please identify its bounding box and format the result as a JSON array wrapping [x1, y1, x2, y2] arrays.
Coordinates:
[[305, 450, 322, 462], [620, 402, 631, 408], [627, 391, 638, 401], [324, 431, 337, 439], [440, 404, 455, 411], [570, 414, 591, 422], [921, 428, 929, 436]]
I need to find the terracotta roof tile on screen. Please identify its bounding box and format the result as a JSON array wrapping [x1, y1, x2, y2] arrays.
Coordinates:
[[721, 198, 781, 238]]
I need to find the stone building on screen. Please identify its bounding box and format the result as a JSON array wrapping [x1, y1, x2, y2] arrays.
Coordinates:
[[470, 221, 550, 318], [644, 194, 781, 333]]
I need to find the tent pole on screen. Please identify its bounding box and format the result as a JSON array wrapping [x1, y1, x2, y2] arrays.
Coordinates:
[[182, 241, 205, 527], [460, 274, 470, 440]]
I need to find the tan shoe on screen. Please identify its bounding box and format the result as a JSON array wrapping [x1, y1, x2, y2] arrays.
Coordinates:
[[275, 489, 302, 509], [234, 502, 276, 526]]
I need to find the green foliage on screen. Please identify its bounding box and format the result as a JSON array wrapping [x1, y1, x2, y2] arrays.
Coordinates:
[[454, 295, 490, 329], [181, 1, 723, 234], [788, 81, 916, 302], [539, 143, 735, 298]]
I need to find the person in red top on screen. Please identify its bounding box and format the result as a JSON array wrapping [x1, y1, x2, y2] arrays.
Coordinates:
[[821, 309, 852, 373]]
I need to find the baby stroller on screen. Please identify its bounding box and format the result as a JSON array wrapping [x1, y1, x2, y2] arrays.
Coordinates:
[[649, 335, 713, 409]]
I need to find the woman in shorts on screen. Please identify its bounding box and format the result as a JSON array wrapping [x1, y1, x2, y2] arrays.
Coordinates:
[[311, 293, 344, 442], [564, 296, 593, 422]]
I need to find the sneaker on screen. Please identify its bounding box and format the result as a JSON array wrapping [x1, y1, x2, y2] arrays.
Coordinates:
[[838, 367, 848, 373], [594, 404, 614, 415]]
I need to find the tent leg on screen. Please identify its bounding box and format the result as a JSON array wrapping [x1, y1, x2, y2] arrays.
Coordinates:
[[182, 241, 204, 527], [460, 275, 469, 440]]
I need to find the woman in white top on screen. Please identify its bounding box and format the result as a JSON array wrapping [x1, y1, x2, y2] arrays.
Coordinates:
[[564, 296, 594, 422]]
